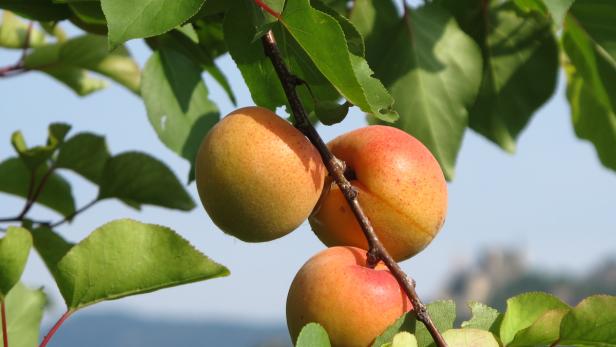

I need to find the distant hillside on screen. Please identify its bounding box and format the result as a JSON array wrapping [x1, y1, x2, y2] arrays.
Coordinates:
[[437, 248, 616, 319], [49, 313, 291, 347]]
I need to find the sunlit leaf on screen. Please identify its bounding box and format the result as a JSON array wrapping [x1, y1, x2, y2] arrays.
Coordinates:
[[296, 323, 331, 347], [101, 0, 206, 48], [0, 283, 46, 347], [461, 302, 501, 333], [372, 300, 456, 347], [0, 11, 46, 48], [499, 292, 569, 345], [442, 329, 499, 347], [0, 227, 32, 298], [560, 295, 616, 346], [281, 0, 397, 122], [43, 219, 229, 310], [508, 308, 569, 347]]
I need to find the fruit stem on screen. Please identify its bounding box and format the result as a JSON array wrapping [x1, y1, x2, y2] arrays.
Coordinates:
[[261, 30, 448, 347]]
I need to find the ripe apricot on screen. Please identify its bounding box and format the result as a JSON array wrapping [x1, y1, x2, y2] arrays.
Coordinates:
[[286, 246, 412, 346], [309, 126, 447, 260], [195, 106, 326, 242]]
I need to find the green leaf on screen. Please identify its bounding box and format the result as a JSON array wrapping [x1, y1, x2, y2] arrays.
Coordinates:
[[251, 0, 284, 38], [372, 300, 456, 347], [381, 332, 418, 347], [0, 0, 71, 21], [141, 48, 220, 181], [224, 0, 287, 111], [156, 26, 236, 105], [11, 123, 70, 171], [373, 312, 417, 347], [69, 1, 106, 26], [563, 1, 616, 172], [560, 295, 616, 346], [0, 227, 32, 299], [59, 34, 141, 93], [56, 132, 110, 184], [352, 1, 482, 180], [98, 152, 195, 211], [68, 2, 108, 35], [281, 0, 397, 121], [313, 100, 350, 125], [442, 329, 499, 347], [0, 158, 76, 217], [193, 18, 227, 58], [569, 0, 616, 61], [102, 0, 206, 48], [514, 0, 574, 26], [461, 302, 501, 332], [31, 226, 74, 278], [499, 292, 569, 345], [46, 219, 229, 310], [0, 283, 46, 347], [296, 322, 331, 347], [466, 1, 558, 152], [313, 0, 364, 57], [508, 308, 569, 347], [417, 300, 456, 347], [23, 34, 140, 94], [224, 1, 339, 116], [566, 70, 616, 172], [24, 43, 106, 96], [0, 11, 46, 48]]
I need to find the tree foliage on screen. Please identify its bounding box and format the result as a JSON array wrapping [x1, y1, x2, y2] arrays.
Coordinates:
[[0, 0, 614, 346]]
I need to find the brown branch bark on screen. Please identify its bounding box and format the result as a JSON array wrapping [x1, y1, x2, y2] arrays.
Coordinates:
[[0, 22, 33, 78], [16, 165, 56, 220], [261, 30, 447, 347]]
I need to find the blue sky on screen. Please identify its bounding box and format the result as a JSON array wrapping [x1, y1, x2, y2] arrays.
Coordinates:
[[0, 24, 615, 325]]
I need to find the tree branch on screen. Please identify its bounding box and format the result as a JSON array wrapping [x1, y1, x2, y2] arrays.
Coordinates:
[[0, 22, 33, 78], [16, 164, 56, 221], [49, 198, 98, 228], [260, 30, 448, 347]]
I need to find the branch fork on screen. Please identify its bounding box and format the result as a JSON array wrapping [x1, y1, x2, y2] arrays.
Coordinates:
[[260, 29, 448, 347]]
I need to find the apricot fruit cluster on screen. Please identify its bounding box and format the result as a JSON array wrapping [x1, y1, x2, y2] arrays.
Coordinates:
[[195, 106, 447, 346]]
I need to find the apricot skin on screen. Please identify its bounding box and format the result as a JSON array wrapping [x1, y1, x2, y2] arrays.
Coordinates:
[[309, 126, 447, 261], [286, 246, 412, 347], [195, 106, 326, 242]]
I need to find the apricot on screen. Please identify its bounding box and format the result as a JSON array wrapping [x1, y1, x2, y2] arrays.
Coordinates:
[[195, 106, 326, 242], [309, 126, 447, 261], [286, 246, 412, 347]]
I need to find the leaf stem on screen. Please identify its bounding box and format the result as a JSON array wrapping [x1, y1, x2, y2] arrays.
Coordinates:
[[1, 300, 8, 347], [49, 198, 99, 228], [16, 164, 56, 221], [254, 0, 282, 18], [39, 310, 72, 347], [260, 30, 448, 347]]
